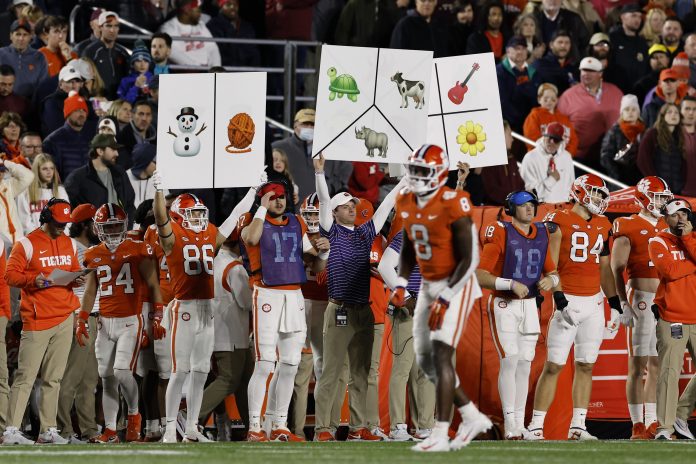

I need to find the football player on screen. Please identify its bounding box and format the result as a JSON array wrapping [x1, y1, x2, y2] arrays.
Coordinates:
[[76, 204, 163, 443], [151, 171, 257, 443], [525, 174, 622, 440], [476, 190, 561, 440], [391, 144, 491, 452], [611, 176, 672, 439]]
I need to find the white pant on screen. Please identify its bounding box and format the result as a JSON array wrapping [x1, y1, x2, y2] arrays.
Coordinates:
[[627, 288, 658, 357], [487, 296, 539, 362], [161, 299, 214, 374], [252, 286, 306, 364], [546, 292, 605, 365], [136, 302, 157, 377], [95, 314, 143, 378]]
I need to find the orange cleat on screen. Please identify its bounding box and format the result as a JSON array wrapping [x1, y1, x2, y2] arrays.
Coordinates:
[[247, 430, 269, 442], [646, 422, 658, 439], [270, 428, 306, 442], [126, 413, 142, 442], [90, 428, 120, 444], [347, 428, 383, 441], [313, 431, 335, 442], [630, 422, 647, 440]]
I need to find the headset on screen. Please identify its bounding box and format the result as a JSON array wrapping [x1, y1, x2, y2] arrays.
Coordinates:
[[660, 198, 693, 223], [39, 198, 71, 225], [504, 190, 539, 217]]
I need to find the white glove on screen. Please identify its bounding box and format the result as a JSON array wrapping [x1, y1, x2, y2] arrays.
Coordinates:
[[606, 308, 621, 334], [560, 307, 580, 328], [257, 166, 268, 187], [152, 170, 164, 192], [618, 301, 635, 327]]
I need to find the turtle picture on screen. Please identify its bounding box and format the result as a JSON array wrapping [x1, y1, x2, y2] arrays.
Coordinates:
[[327, 67, 360, 102]]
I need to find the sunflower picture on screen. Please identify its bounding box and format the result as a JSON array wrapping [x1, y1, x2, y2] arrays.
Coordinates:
[[456, 121, 487, 156]]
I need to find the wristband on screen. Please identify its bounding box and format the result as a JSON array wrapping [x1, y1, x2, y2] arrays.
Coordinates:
[[78, 311, 89, 322], [154, 302, 164, 312], [440, 286, 454, 302], [549, 274, 560, 288], [495, 278, 513, 291], [315, 171, 325, 175], [254, 206, 267, 221], [318, 250, 329, 260], [608, 295, 622, 313]]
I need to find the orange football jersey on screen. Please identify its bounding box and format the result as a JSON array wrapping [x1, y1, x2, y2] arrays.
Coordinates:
[[84, 239, 153, 318], [612, 214, 665, 280], [369, 237, 387, 324], [544, 208, 612, 296], [395, 187, 473, 281], [166, 220, 218, 301], [479, 221, 556, 298], [144, 225, 173, 305]]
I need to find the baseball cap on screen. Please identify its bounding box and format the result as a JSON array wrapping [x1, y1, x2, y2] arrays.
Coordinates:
[[70, 59, 94, 81], [131, 143, 156, 177], [71, 203, 97, 223], [620, 3, 642, 14], [12, 0, 33, 6], [90, 8, 104, 21], [294, 108, 315, 124], [98, 11, 119, 27], [47, 201, 72, 224], [664, 198, 692, 216], [90, 134, 123, 150], [506, 35, 527, 48], [330, 191, 359, 211], [353, 198, 374, 226], [543, 122, 565, 141], [649, 43, 668, 56], [660, 68, 680, 81], [579, 56, 603, 72], [10, 19, 31, 33], [256, 182, 286, 200], [589, 33, 610, 46], [58, 66, 82, 83], [98, 117, 117, 134]]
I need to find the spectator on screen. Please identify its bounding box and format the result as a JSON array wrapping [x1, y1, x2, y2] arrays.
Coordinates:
[[98, 117, 118, 135], [480, 120, 525, 205], [207, 0, 260, 67], [348, 161, 385, 207], [533, 29, 578, 94], [641, 7, 667, 46], [38, 16, 77, 78], [561, 0, 602, 34], [606, 4, 650, 95], [532, 0, 589, 60], [42, 91, 95, 180], [637, 103, 685, 194], [107, 99, 132, 132], [600, 94, 645, 185], [587, 31, 611, 69], [39, 65, 85, 137], [684, 33, 696, 89], [74, 8, 102, 57], [0, 19, 48, 100], [64, 134, 136, 224], [642, 68, 687, 128], [2, 199, 81, 445], [19, 131, 41, 164], [72, 57, 105, 99], [0, 111, 30, 168], [557, 56, 623, 165], [390, 0, 449, 57], [127, 143, 159, 209], [265, 0, 318, 41], [680, 96, 696, 196], [269, 148, 299, 206], [0, 64, 29, 122], [520, 121, 574, 203], [150, 32, 172, 75], [633, 44, 671, 106], [117, 40, 153, 104], [661, 16, 684, 60], [336, 0, 403, 48], [17, 153, 69, 234], [159, 0, 221, 67], [0, 155, 32, 242], [116, 100, 156, 170], [0, 0, 30, 48], [513, 12, 546, 64], [81, 11, 130, 100], [271, 108, 316, 200], [448, 0, 476, 56], [524, 82, 578, 156], [147, 75, 159, 125], [496, 35, 540, 132], [466, 1, 507, 60]]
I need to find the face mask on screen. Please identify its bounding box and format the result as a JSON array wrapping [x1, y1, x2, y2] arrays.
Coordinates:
[[299, 127, 314, 142]]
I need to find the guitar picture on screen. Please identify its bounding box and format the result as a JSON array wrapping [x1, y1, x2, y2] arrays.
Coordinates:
[[447, 62, 480, 105]]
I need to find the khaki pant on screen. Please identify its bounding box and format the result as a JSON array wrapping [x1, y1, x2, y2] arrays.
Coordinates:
[[354, 323, 383, 429], [199, 349, 254, 424], [676, 341, 696, 421], [56, 314, 99, 438], [388, 312, 435, 430], [656, 319, 696, 434], [0, 316, 9, 433], [7, 314, 74, 432], [314, 301, 373, 432]]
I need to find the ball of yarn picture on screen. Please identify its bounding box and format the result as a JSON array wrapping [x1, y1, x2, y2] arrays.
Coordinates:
[[226, 113, 255, 153]]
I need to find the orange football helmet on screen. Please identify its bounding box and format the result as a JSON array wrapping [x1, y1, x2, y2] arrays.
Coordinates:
[[300, 193, 320, 233], [570, 174, 609, 215], [406, 144, 449, 194], [635, 176, 673, 217], [94, 203, 128, 249], [170, 193, 208, 233]]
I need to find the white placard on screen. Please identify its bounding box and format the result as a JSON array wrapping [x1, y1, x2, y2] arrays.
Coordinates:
[[313, 45, 433, 164], [157, 72, 266, 189], [427, 53, 507, 169]]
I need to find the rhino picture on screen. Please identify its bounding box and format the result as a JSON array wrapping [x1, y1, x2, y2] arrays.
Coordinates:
[[354, 126, 388, 158]]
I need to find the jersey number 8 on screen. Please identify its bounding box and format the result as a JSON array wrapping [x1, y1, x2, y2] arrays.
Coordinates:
[[183, 244, 214, 276], [410, 224, 432, 260], [570, 232, 603, 264]]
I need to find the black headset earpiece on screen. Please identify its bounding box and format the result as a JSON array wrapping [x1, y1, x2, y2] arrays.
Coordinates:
[[39, 198, 70, 225]]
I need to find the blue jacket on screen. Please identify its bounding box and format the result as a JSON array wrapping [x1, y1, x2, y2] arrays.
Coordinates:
[[496, 58, 539, 132], [117, 70, 154, 104], [532, 52, 578, 95], [42, 122, 97, 180], [0, 45, 48, 100]]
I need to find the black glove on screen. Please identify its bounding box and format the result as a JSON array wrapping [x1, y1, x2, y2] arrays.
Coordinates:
[[608, 295, 622, 314], [553, 291, 568, 310], [536, 294, 545, 311], [651, 304, 660, 321]]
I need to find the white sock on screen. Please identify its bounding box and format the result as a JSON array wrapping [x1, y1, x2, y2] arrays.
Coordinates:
[[247, 360, 274, 432], [272, 362, 300, 429], [458, 402, 479, 421], [265, 369, 279, 428], [165, 372, 187, 423], [645, 403, 657, 425], [503, 409, 516, 431], [528, 410, 546, 430], [101, 375, 120, 431], [432, 421, 450, 438], [114, 368, 139, 415], [570, 408, 587, 429], [185, 371, 208, 432], [515, 359, 532, 431], [498, 356, 517, 424], [628, 403, 644, 425]]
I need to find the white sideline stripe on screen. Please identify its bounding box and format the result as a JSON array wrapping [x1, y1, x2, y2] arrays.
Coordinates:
[[592, 374, 694, 381], [0, 450, 194, 456], [599, 349, 691, 355]]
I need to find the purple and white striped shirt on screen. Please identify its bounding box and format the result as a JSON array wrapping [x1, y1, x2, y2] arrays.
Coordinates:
[[389, 232, 422, 296], [320, 220, 376, 305]]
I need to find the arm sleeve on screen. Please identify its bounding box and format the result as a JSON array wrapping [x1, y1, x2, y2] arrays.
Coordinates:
[[520, 154, 556, 194], [522, 112, 541, 144], [372, 177, 408, 232], [219, 187, 255, 238], [648, 238, 696, 281], [377, 246, 401, 290], [316, 172, 333, 231], [5, 160, 34, 197], [679, 233, 696, 262], [5, 241, 35, 288], [16, 192, 31, 235], [224, 263, 252, 311]]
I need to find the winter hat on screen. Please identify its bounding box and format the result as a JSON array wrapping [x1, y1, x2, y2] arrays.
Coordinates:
[[98, 116, 117, 134], [620, 94, 640, 114], [672, 52, 690, 80], [130, 40, 152, 66], [131, 143, 156, 177], [63, 90, 88, 119]]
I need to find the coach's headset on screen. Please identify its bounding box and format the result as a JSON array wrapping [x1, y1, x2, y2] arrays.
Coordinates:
[[39, 198, 71, 225], [504, 190, 539, 217], [660, 198, 694, 235]]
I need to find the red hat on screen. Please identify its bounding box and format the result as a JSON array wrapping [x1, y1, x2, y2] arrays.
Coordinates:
[[63, 90, 88, 119], [660, 68, 680, 82], [256, 182, 285, 201], [48, 201, 72, 224], [543, 122, 565, 141], [353, 198, 374, 226], [71, 203, 97, 223]]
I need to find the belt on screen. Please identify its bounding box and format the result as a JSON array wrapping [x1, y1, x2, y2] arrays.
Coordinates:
[[329, 298, 367, 309]]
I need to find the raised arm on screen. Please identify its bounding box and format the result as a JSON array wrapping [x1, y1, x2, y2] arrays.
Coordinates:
[[152, 171, 174, 255], [314, 153, 332, 231], [372, 176, 408, 232], [216, 187, 256, 250]]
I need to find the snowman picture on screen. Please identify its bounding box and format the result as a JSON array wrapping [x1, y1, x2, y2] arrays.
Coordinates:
[[167, 107, 208, 157]]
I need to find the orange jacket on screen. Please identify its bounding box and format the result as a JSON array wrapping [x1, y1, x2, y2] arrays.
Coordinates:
[[0, 245, 9, 319], [523, 107, 579, 156], [648, 230, 696, 324], [6, 228, 81, 330]]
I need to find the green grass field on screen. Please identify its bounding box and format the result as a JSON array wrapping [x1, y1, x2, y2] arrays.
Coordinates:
[[1, 441, 696, 464]]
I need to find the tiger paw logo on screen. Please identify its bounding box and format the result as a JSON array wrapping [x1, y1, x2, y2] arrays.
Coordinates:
[[262, 304, 272, 313], [181, 312, 191, 321]]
